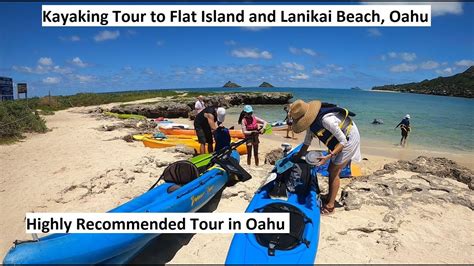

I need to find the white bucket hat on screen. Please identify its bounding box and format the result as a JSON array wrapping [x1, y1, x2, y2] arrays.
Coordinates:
[[217, 107, 226, 123]]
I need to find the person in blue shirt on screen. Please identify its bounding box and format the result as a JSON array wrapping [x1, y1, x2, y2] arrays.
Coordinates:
[[395, 114, 411, 147], [214, 107, 231, 152]]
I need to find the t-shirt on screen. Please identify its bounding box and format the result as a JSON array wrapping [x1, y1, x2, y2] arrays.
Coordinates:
[[194, 106, 217, 130], [396, 118, 410, 128], [214, 126, 231, 151]]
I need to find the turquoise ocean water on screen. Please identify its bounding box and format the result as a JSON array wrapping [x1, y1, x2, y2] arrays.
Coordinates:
[[182, 87, 473, 152]]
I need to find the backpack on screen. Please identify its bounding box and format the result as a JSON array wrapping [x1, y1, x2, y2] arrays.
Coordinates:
[[149, 160, 200, 193], [286, 163, 313, 196], [270, 161, 319, 200]]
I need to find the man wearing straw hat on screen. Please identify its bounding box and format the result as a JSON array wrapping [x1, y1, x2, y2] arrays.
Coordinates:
[[289, 100, 361, 215]]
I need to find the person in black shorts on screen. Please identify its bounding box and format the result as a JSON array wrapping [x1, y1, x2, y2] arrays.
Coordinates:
[[194, 102, 218, 154], [284, 105, 294, 139], [395, 114, 411, 147]]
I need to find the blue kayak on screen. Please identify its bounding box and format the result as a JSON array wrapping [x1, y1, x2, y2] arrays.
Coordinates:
[[226, 145, 321, 264], [3, 151, 240, 264]]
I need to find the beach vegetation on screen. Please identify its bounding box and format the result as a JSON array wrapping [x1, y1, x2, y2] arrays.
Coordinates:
[[0, 101, 48, 143]]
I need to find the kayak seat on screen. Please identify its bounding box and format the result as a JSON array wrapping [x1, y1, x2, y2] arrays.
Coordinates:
[[149, 160, 200, 192], [254, 203, 311, 256]]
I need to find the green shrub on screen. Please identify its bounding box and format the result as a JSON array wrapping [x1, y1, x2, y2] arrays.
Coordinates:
[[0, 101, 47, 141]]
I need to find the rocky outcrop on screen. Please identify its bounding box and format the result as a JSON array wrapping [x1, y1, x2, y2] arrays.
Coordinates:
[[223, 81, 241, 88], [109, 92, 293, 119], [259, 82, 274, 88], [110, 102, 192, 119], [372, 66, 474, 98], [372, 156, 474, 190], [340, 156, 474, 213], [334, 156, 474, 253]]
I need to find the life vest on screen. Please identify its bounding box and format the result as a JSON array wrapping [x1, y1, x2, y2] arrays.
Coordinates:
[[244, 116, 259, 131], [309, 106, 355, 151]]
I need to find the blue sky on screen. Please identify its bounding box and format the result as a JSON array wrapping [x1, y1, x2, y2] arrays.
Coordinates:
[[0, 2, 473, 97]]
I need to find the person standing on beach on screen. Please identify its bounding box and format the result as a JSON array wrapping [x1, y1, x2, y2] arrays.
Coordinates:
[[289, 100, 361, 215], [214, 107, 231, 152], [194, 101, 218, 154], [194, 95, 205, 114], [395, 114, 411, 147], [284, 105, 295, 139], [241, 105, 267, 166]]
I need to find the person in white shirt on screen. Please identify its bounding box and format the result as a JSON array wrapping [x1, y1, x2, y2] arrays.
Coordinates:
[[289, 100, 361, 215], [195, 95, 205, 114]]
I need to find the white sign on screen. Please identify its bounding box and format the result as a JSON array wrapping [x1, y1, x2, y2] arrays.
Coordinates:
[[26, 212, 290, 234], [42, 5, 431, 27]]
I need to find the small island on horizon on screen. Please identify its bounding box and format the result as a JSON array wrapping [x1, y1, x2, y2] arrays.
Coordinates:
[[223, 81, 241, 88], [259, 82, 274, 88], [372, 66, 473, 98]]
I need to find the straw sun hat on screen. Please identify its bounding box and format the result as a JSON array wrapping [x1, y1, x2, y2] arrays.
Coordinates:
[[289, 100, 322, 133]]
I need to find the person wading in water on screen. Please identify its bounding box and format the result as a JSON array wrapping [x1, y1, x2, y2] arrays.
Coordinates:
[[395, 114, 411, 147]]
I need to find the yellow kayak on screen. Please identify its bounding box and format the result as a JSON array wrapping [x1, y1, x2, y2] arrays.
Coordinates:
[[142, 137, 248, 155], [133, 134, 197, 141]]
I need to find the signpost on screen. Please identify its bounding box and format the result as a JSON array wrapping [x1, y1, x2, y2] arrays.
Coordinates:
[[0, 77, 14, 101], [17, 83, 28, 99]]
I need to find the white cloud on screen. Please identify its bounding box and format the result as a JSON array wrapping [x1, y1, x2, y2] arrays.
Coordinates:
[[94, 30, 120, 42], [195, 67, 205, 75], [42, 77, 60, 84], [362, 2, 463, 17], [430, 2, 463, 16], [290, 73, 309, 80], [12, 66, 34, 73], [420, 60, 440, 69], [312, 68, 325, 76], [383, 52, 416, 62], [380, 55, 387, 61], [241, 27, 270, 32], [53, 65, 73, 74], [367, 28, 382, 37], [75, 74, 94, 83], [126, 30, 137, 36], [289, 47, 299, 55], [282, 62, 305, 71], [455, 59, 474, 67], [328, 64, 344, 71], [231, 48, 272, 59], [390, 63, 418, 72], [436, 67, 453, 76], [225, 40, 237, 46], [143, 68, 154, 75], [289, 47, 317, 56], [60, 35, 80, 42], [302, 48, 317, 56], [400, 52, 417, 62], [38, 57, 53, 66], [70, 57, 88, 67]]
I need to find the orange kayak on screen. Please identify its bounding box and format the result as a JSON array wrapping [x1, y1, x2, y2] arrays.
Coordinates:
[[142, 137, 248, 155], [159, 127, 245, 139]]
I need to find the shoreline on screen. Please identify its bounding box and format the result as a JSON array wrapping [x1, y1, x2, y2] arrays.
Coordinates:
[[370, 89, 401, 93]]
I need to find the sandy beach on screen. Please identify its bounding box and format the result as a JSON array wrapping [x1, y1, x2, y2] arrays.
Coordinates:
[[0, 103, 473, 264]]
